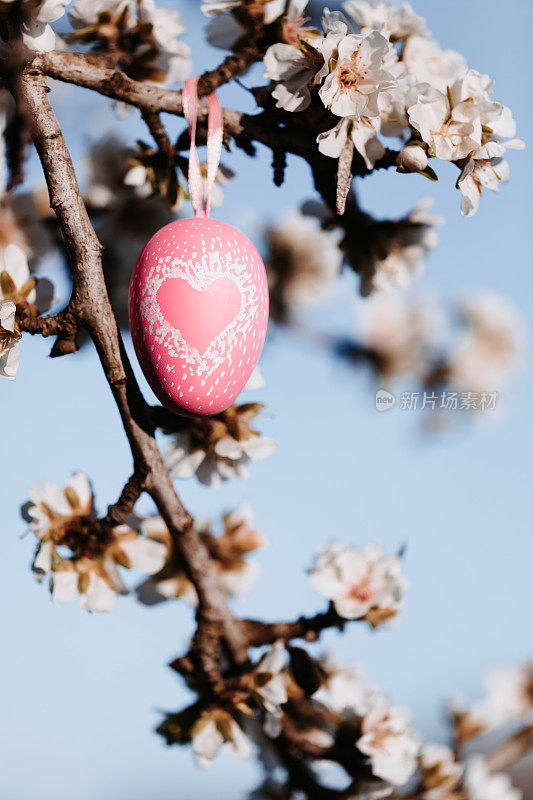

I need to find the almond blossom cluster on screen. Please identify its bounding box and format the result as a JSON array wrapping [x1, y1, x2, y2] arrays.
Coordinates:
[[266, 210, 343, 319], [137, 504, 265, 605], [414, 745, 521, 800], [25, 472, 168, 612], [257, 1, 523, 216], [359, 289, 525, 401]]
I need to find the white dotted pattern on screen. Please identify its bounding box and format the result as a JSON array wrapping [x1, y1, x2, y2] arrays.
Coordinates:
[[129, 218, 269, 415]]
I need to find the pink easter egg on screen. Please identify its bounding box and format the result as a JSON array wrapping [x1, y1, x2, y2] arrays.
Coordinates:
[[128, 218, 269, 416]]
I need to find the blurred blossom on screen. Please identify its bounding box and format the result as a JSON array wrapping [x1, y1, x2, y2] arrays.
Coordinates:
[[25, 473, 168, 612], [313, 652, 365, 711], [337, 198, 442, 296], [0, 0, 69, 52], [453, 662, 533, 742], [359, 289, 524, 404], [310, 541, 408, 626], [360, 290, 445, 382], [266, 210, 342, 320], [201, 0, 287, 25], [369, 199, 442, 294], [244, 365, 266, 391], [191, 708, 252, 768], [137, 503, 265, 605], [464, 757, 522, 800], [418, 743, 463, 798], [67, 0, 191, 85], [84, 138, 176, 328], [343, 1, 430, 41], [357, 690, 421, 785], [447, 294, 526, 393], [250, 641, 288, 737]]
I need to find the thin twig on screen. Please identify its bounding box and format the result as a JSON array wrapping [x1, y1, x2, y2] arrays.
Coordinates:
[[241, 604, 347, 647]]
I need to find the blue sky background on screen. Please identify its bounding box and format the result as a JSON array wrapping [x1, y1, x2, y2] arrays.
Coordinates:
[[2, 1, 532, 797]]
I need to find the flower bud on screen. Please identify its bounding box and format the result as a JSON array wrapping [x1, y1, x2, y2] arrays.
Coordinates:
[[398, 144, 428, 173]]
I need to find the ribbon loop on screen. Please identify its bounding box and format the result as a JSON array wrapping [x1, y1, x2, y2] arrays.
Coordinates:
[[183, 77, 223, 219]]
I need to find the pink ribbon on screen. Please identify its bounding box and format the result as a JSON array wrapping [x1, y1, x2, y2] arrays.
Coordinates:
[[183, 77, 223, 219]]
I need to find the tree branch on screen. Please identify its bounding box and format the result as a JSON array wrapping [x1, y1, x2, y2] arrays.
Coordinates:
[[103, 470, 147, 527], [17, 304, 80, 356], [17, 65, 248, 672], [33, 51, 244, 131], [241, 604, 347, 647], [486, 725, 533, 773], [30, 51, 399, 216]]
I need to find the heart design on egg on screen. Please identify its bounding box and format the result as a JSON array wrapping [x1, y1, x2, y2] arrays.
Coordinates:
[[129, 218, 269, 416], [156, 276, 241, 355]]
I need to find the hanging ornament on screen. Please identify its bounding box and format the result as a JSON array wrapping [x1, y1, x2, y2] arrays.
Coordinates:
[[129, 77, 269, 416]]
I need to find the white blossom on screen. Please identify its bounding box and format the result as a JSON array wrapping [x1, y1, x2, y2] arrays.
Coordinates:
[[343, 0, 429, 40], [139, 0, 185, 52], [314, 654, 366, 712], [462, 663, 533, 732], [165, 430, 275, 488], [402, 36, 467, 93], [0, 242, 55, 312], [0, 299, 20, 380], [318, 76, 414, 169], [310, 542, 407, 624], [244, 366, 265, 391], [191, 709, 252, 768], [27, 472, 93, 543], [318, 116, 386, 170], [319, 30, 397, 118], [419, 743, 463, 797], [457, 156, 519, 218], [408, 67, 524, 186], [357, 691, 421, 785], [253, 641, 288, 737], [264, 40, 325, 112], [408, 86, 482, 162], [137, 504, 264, 605], [19, 0, 70, 52], [464, 757, 522, 800]]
